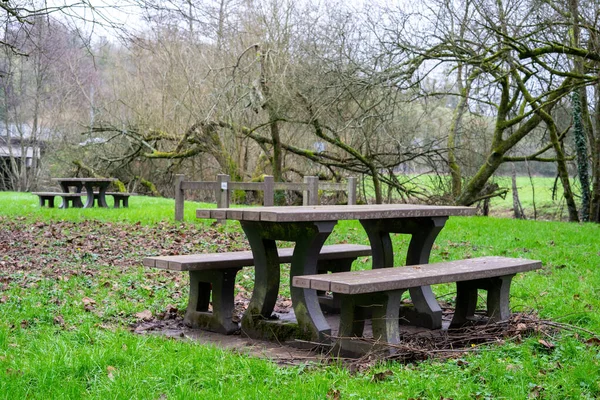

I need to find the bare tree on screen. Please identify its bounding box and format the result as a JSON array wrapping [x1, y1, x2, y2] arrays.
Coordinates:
[[367, 0, 595, 220]]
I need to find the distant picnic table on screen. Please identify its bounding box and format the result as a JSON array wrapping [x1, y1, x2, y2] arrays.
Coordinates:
[[53, 178, 115, 208], [33, 178, 133, 209]]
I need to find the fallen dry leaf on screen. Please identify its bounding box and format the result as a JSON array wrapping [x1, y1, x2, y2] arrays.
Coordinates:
[[371, 370, 393, 382], [326, 389, 341, 400], [529, 384, 544, 399], [538, 339, 555, 350], [135, 310, 153, 321], [107, 365, 117, 381], [82, 297, 96, 306], [585, 337, 600, 346]]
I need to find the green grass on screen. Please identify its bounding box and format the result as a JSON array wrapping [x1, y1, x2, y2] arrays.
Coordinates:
[[489, 176, 573, 220], [1, 192, 600, 399], [2, 191, 216, 224]]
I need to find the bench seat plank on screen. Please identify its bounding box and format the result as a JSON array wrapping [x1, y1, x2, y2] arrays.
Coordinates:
[[32, 192, 85, 208], [32, 192, 85, 197], [144, 244, 372, 335], [293, 256, 541, 294], [292, 256, 541, 357], [143, 243, 372, 271]]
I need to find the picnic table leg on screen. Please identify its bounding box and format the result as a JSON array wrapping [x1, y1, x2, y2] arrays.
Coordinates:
[[96, 183, 110, 207], [59, 182, 84, 209], [289, 221, 336, 341], [240, 220, 336, 342], [83, 184, 95, 208], [360, 217, 448, 330], [239, 222, 283, 339], [403, 217, 447, 329], [84, 182, 110, 208]]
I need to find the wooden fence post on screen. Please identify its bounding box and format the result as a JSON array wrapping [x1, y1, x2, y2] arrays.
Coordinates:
[[303, 176, 319, 206], [174, 174, 185, 221], [216, 174, 230, 209], [347, 176, 357, 205], [263, 175, 274, 206]]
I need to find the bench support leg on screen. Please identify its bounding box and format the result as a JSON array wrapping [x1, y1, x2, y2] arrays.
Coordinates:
[[184, 268, 241, 334], [112, 195, 129, 208], [450, 274, 514, 328], [360, 217, 447, 329], [336, 290, 403, 357], [38, 196, 55, 208]]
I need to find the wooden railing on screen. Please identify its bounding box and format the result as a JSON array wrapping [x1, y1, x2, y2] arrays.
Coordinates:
[[174, 174, 357, 221]]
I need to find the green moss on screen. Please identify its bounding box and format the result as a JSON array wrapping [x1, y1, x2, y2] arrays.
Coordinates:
[[231, 189, 247, 204], [240, 314, 300, 341], [114, 180, 127, 193]]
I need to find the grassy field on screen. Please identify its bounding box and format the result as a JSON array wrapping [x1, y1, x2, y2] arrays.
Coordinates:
[[1, 192, 599, 399], [359, 174, 578, 221]]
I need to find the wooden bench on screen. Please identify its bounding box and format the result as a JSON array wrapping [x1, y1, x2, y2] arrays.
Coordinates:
[[91, 192, 134, 208], [32, 192, 84, 208], [293, 256, 542, 357], [143, 244, 372, 334]]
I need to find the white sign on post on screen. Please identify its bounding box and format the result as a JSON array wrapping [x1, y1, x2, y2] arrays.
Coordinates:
[[221, 182, 228, 190]]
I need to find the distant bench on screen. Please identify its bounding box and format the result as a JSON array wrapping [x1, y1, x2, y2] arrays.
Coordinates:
[[293, 256, 542, 357], [92, 192, 134, 208], [143, 244, 372, 334], [32, 192, 84, 208], [32, 192, 134, 208]]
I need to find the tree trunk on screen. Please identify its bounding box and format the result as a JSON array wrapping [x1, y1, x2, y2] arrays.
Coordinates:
[[569, 0, 591, 221], [547, 120, 579, 222], [572, 90, 590, 221], [511, 165, 525, 219], [591, 135, 600, 222], [256, 46, 283, 183], [371, 166, 383, 204], [591, 89, 600, 222], [456, 149, 504, 205], [448, 67, 468, 198]]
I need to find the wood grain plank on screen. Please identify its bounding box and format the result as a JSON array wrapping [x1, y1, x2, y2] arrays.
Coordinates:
[[295, 257, 542, 295]]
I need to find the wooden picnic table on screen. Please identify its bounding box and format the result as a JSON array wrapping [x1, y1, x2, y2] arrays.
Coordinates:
[[197, 204, 477, 342], [52, 178, 116, 208]]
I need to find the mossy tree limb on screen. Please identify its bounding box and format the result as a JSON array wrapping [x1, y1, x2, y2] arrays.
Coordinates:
[[135, 176, 161, 197]]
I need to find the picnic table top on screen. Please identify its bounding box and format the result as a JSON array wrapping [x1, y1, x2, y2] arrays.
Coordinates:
[[197, 204, 476, 222], [52, 178, 116, 182]]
